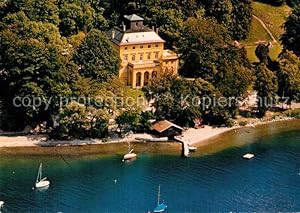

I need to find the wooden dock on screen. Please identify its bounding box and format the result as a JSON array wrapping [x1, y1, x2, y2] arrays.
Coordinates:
[[174, 136, 190, 157]]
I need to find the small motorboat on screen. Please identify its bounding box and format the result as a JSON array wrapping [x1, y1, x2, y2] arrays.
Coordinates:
[[243, 153, 255, 160], [0, 201, 4, 210], [153, 185, 167, 213], [35, 163, 50, 189], [122, 142, 137, 162]]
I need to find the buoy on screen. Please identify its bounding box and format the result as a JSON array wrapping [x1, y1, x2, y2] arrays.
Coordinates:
[[0, 201, 4, 209], [114, 179, 117, 183]]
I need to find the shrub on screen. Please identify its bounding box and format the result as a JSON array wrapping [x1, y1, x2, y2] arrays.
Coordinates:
[[239, 121, 248, 126], [284, 109, 300, 118], [225, 118, 235, 127]]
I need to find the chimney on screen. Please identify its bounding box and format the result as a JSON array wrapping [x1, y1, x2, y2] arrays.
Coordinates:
[[111, 30, 115, 39], [156, 27, 159, 34], [123, 24, 126, 32], [152, 26, 155, 31]]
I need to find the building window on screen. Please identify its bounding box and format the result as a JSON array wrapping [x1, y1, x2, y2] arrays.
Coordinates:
[[155, 52, 159, 59], [133, 46, 136, 49], [140, 45, 143, 49], [124, 47, 128, 50], [136, 72, 141, 87], [152, 71, 157, 78], [148, 45, 151, 48], [139, 54, 143, 61], [144, 72, 149, 86], [124, 54, 128, 61], [132, 54, 136, 61], [155, 44, 159, 48], [147, 52, 151, 60]]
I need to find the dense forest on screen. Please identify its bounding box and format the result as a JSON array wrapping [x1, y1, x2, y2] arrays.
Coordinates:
[[0, 0, 300, 139]]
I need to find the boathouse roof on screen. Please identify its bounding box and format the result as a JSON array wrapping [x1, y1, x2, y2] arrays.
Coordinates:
[[151, 120, 184, 133]]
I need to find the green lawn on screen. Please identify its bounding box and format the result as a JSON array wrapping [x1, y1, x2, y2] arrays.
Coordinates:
[[245, 43, 283, 63], [244, 16, 273, 44], [242, 1, 291, 62], [251, 1, 291, 40]]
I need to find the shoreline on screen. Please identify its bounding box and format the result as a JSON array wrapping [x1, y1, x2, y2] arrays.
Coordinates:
[[186, 117, 296, 147], [0, 117, 298, 156]]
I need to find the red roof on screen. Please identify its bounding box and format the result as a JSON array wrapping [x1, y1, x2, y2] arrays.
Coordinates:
[[151, 120, 183, 133]]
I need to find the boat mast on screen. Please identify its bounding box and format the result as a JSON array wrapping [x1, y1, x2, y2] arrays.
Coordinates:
[[36, 163, 42, 183], [157, 185, 161, 206]]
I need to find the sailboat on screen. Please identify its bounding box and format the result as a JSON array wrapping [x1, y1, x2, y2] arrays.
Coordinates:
[[35, 163, 50, 189], [153, 185, 167, 213], [0, 201, 4, 210], [122, 142, 137, 162]]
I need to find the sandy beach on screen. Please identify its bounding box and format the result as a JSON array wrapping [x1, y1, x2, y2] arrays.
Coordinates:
[[0, 117, 295, 148], [0, 127, 238, 148]]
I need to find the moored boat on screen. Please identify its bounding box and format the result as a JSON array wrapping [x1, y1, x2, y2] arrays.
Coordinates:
[[153, 185, 167, 213], [123, 149, 137, 161], [122, 142, 137, 162], [243, 153, 255, 159], [35, 163, 50, 189]]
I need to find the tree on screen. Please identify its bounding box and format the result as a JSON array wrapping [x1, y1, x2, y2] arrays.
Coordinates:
[[230, 0, 252, 40], [178, 16, 230, 80], [0, 0, 59, 25], [145, 7, 184, 48], [213, 46, 253, 98], [178, 16, 253, 99], [255, 43, 270, 64], [0, 12, 72, 129], [116, 109, 142, 133], [59, 2, 95, 36], [50, 101, 109, 139], [74, 29, 120, 82], [276, 51, 300, 105], [207, 0, 233, 28], [281, 4, 300, 57], [144, 72, 234, 127], [254, 64, 278, 117]]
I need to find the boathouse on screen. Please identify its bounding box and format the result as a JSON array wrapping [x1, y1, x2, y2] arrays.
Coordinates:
[[151, 120, 184, 138]]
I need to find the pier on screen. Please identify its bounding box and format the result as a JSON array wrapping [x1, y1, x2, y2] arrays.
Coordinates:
[[174, 136, 190, 157]]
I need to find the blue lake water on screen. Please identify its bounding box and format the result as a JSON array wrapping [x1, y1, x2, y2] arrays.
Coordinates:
[[0, 126, 300, 212]]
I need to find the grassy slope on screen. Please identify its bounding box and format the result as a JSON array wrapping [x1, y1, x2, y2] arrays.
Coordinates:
[[242, 1, 291, 62]]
